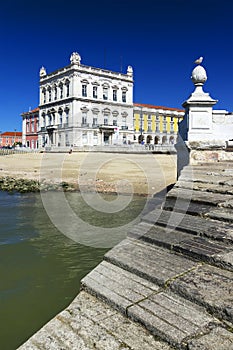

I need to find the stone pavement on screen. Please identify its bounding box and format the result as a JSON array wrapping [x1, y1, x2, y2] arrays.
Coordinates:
[[18, 161, 233, 350]]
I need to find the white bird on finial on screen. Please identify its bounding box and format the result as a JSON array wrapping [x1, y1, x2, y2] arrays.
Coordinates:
[[194, 56, 203, 65]]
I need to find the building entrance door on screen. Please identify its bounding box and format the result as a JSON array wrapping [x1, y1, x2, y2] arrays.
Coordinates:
[[104, 133, 110, 144]]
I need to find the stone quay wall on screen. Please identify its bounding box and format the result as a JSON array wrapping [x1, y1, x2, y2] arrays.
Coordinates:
[[17, 148, 233, 350]]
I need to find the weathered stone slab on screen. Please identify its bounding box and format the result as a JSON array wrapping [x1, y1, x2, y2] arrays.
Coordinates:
[[166, 187, 233, 205], [104, 238, 198, 286], [173, 236, 231, 262], [142, 208, 233, 244], [81, 260, 159, 312], [127, 291, 214, 348], [128, 221, 190, 249], [18, 291, 174, 350], [205, 208, 233, 222], [170, 264, 233, 323], [163, 197, 214, 216], [175, 180, 233, 195], [187, 327, 233, 350], [214, 250, 233, 271]]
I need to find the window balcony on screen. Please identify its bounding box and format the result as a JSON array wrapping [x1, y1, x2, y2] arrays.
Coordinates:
[[40, 127, 46, 132], [121, 125, 128, 130], [81, 123, 90, 127], [46, 125, 57, 131]]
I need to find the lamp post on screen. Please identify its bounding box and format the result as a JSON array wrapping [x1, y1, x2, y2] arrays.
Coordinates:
[[14, 128, 16, 147]]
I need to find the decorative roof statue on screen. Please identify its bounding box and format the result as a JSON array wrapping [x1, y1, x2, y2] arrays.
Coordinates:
[[127, 65, 133, 77], [70, 52, 81, 65], [39, 66, 47, 77]]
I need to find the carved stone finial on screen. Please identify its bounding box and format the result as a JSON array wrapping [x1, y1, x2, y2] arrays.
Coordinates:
[[70, 52, 81, 65], [127, 65, 133, 76], [191, 65, 207, 87], [39, 66, 47, 77]]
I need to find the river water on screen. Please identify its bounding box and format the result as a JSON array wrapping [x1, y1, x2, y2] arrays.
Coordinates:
[[0, 190, 149, 350]]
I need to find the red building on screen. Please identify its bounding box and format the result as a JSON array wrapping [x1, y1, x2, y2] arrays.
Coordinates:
[[21, 107, 39, 148], [0, 131, 22, 147]]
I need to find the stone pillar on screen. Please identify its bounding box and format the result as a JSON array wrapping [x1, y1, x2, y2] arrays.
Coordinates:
[[176, 58, 218, 176]]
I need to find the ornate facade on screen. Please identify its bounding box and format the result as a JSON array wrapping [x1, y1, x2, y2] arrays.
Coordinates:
[[133, 103, 184, 144], [38, 52, 134, 148], [21, 107, 39, 148]]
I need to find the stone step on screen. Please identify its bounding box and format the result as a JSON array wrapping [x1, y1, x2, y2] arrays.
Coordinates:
[[18, 290, 173, 350], [205, 208, 233, 223], [81, 261, 216, 349], [104, 238, 198, 286], [166, 187, 233, 206], [142, 208, 233, 244], [127, 291, 215, 349], [179, 173, 233, 185], [187, 327, 233, 350], [163, 197, 215, 216], [81, 260, 159, 313], [170, 263, 233, 324], [175, 180, 233, 195], [128, 222, 232, 269]]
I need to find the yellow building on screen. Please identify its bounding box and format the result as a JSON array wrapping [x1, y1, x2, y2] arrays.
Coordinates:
[[133, 103, 184, 144]]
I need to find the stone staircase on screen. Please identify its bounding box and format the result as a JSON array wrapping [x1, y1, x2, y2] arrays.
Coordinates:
[[18, 161, 233, 350], [81, 161, 233, 349]]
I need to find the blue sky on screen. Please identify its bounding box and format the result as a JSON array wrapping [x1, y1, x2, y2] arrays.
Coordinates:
[[0, 0, 232, 132]]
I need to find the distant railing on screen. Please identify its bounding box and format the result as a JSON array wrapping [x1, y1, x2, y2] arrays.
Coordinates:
[[0, 148, 40, 156]]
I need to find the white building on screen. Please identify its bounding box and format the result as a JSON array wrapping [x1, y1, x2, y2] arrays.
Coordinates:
[[38, 52, 134, 148]]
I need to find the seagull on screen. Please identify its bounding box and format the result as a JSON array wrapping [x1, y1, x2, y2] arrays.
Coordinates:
[[194, 56, 203, 65]]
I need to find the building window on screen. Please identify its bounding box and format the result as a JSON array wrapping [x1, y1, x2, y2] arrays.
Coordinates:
[[113, 89, 117, 101], [93, 117, 98, 126], [42, 89, 46, 103], [104, 118, 108, 125], [156, 123, 160, 132], [103, 87, 108, 100], [59, 112, 63, 125], [163, 116, 167, 132], [122, 91, 126, 103], [65, 110, 69, 125], [170, 122, 174, 132], [48, 88, 52, 102], [65, 133, 69, 147], [66, 82, 70, 97], [148, 121, 152, 131], [60, 84, 63, 99], [82, 85, 87, 97], [31, 121, 34, 133], [113, 119, 117, 126], [54, 86, 57, 100], [93, 86, 98, 99], [82, 112, 87, 125]]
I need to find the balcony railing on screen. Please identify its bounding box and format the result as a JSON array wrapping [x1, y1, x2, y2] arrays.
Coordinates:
[[121, 126, 128, 130]]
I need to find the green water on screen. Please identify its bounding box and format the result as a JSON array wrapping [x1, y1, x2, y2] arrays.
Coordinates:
[[0, 191, 148, 350]]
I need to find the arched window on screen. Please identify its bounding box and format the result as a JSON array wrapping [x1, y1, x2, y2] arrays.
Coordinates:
[[59, 83, 63, 99], [65, 80, 70, 97], [54, 85, 57, 100], [48, 87, 52, 102], [42, 88, 46, 104], [162, 136, 167, 144], [154, 136, 160, 144], [146, 135, 152, 144]]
